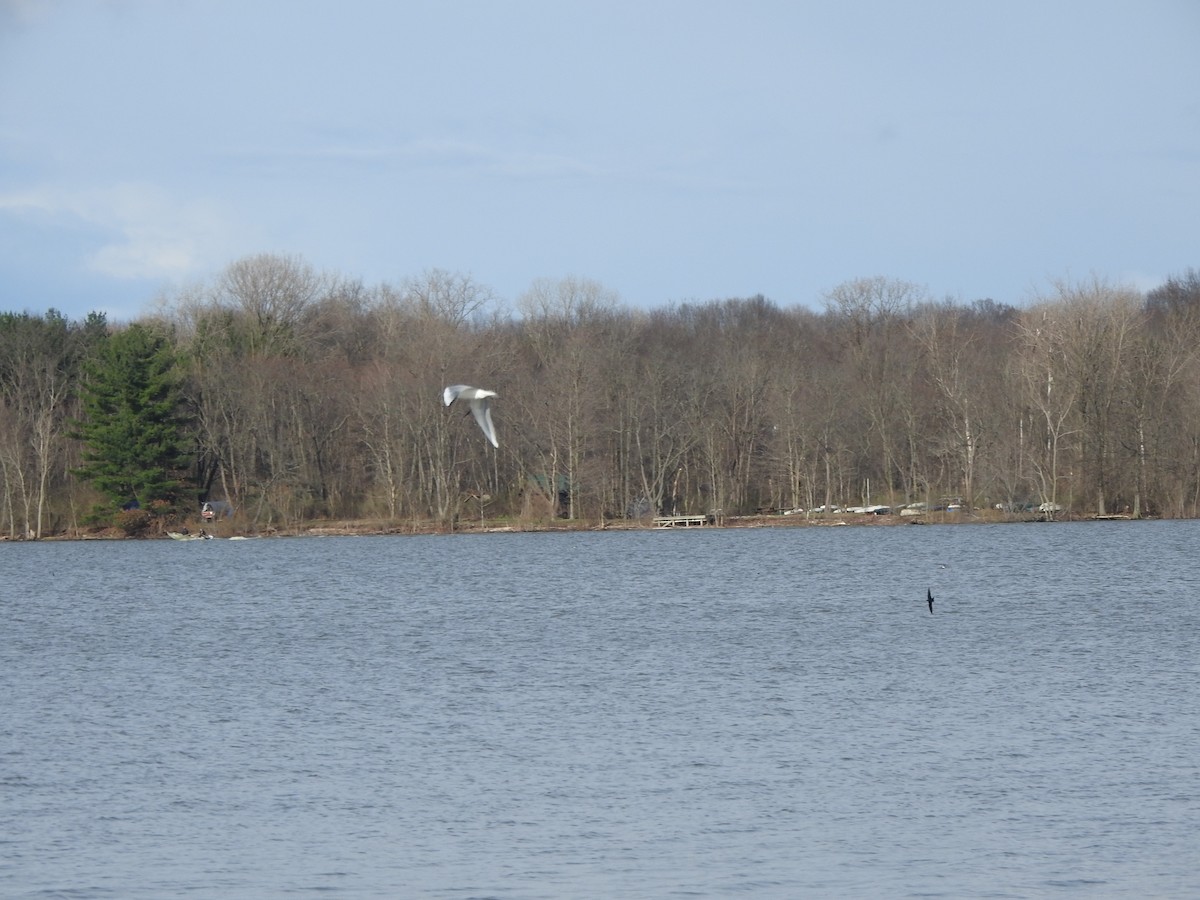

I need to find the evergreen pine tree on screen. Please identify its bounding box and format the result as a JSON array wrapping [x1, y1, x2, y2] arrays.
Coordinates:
[[73, 324, 192, 514]]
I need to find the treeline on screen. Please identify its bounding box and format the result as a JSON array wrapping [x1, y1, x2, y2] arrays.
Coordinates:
[[3, 255, 1200, 537]]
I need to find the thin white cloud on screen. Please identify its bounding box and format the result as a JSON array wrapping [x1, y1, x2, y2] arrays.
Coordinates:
[[222, 135, 606, 183], [0, 182, 243, 280]]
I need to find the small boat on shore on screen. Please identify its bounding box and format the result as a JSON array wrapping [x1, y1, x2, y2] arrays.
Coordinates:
[[167, 531, 213, 541]]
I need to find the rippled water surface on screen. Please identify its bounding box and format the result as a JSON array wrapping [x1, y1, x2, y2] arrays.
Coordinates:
[[3, 520, 1199, 898]]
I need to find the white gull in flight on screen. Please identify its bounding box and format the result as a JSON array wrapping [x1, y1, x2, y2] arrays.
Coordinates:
[[443, 384, 500, 448]]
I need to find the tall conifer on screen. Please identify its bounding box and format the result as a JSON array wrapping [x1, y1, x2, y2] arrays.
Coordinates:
[[73, 324, 192, 514]]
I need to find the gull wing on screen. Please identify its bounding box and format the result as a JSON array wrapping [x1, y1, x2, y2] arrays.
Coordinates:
[[470, 396, 499, 448]]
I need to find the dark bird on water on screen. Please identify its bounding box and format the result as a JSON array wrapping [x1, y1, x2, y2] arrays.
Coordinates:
[[927, 588, 934, 614]]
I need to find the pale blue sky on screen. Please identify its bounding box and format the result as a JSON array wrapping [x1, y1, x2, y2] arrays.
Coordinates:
[[1, 0, 1197, 322]]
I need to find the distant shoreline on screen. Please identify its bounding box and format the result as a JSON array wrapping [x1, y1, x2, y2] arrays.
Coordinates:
[[8, 509, 1146, 542]]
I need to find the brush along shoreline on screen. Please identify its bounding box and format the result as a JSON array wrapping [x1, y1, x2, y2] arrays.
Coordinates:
[[17, 507, 1113, 541]]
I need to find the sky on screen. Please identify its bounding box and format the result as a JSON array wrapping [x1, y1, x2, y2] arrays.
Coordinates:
[[1, 0, 1198, 323]]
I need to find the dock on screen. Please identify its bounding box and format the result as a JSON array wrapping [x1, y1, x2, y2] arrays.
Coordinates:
[[653, 514, 709, 528]]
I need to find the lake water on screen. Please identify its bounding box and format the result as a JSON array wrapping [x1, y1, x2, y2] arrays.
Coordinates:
[[2, 520, 1198, 898]]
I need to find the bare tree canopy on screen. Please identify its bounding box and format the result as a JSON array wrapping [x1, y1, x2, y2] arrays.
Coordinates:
[[5, 265, 1200, 536]]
